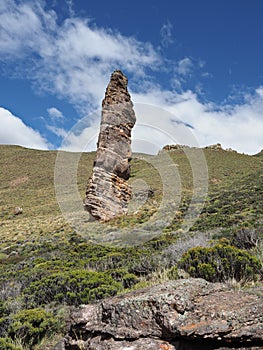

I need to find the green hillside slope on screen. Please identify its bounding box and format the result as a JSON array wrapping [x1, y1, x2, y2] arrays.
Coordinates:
[[0, 145, 262, 349]]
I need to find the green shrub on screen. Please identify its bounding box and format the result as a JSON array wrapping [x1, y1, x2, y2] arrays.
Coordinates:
[[23, 270, 122, 307], [0, 338, 22, 350], [0, 317, 11, 338], [8, 308, 60, 347], [121, 273, 138, 288], [0, 301, 11, 338], [0, 301, 9, 318], [179, 243, 262, 283], [109, 269, 138, 289]]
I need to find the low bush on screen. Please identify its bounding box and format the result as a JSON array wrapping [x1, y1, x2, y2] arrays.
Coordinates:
[[109, 269, 138, 289], [23, 270, 122, 307], [0, 317, 12, 338], [0, 338, 22, 350], [0, 301, 9, 318], [179, 242, 262, 283], [8, 308, 60, 347]]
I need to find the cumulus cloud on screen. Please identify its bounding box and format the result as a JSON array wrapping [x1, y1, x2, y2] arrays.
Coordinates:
[[256, 86, 263, 98], [60, 118, 100, 152], [46, 125, 68, 138], [56, 86, 263, 155], [0, 107, 49, 149], [47, 107, 64, 120], [175, 58, 193, 76], [132, 88, 263, 155], [57, 87, 263, 156], [0, 0, 160, 113], [0, 0, 55, 56]]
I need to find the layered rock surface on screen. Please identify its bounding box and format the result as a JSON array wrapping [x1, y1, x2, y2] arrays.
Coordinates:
[[64, 278, 263, 350], [84, 70, 136, 221]]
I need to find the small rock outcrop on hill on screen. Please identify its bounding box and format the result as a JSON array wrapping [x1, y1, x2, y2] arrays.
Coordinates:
[[161, 144, 192, 151], [84, 70, 136, 221], [161, 143, 239, 153], [64, 278, 263, 350], [205, 143, 223, 151]]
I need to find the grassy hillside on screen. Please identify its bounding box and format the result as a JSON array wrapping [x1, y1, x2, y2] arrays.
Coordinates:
[[1, 145, 261, 239], [0, 145, 262, 349]]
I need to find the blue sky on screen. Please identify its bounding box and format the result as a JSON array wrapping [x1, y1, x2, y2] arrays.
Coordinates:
[[0, 0, 263, 154]]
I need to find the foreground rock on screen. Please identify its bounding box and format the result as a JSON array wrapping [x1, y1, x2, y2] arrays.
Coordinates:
[[64, 278, 263, 349], [84, 70, 136, 221]]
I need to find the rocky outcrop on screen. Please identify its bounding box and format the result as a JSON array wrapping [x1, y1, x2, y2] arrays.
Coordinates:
[[204, 143, 223, 151], [84, 70, 136, 221], [162, 144, 191, 151], [161, 143, 239, 153], [64, 278, 263, 350]]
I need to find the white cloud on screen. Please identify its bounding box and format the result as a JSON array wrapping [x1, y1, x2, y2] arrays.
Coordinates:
[[175, 58, 193, 76], [256, 86, 263, 98], [58, 87, 263, 155], [132, 88, 263, 155], [60, 119, 100, 152], [0, 0, 162, 148], [0, 107, 49, 149], [39, 20, 160, 111], [46, 125, 67, 138], [0, 0, 55, 56], [47, 107, 64, 120], [66, 0, 75, 17], [160, 21, 174, 48], [0, 0, 160, 113]]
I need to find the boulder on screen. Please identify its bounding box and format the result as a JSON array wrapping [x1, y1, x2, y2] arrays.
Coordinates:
[[64, 278, 263, 349]]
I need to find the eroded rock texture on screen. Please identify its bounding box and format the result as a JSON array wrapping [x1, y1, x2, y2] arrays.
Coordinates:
[[64, 279, 263, 350], [84, 70, 136, 221]]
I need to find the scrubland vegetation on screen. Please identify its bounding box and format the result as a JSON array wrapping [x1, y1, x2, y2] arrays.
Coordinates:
[[0, 145, 262, 348]]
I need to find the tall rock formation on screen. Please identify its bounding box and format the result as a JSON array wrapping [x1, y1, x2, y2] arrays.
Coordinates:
[[84, 70, 136, 221]]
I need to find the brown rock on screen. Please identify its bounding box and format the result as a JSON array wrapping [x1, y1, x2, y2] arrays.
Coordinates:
[[162, 144, 191, 151], [204, 143, 223, 151], [64, 279, 263, 350], [84, 70, 136, 221], [14, 206, 23, 215]]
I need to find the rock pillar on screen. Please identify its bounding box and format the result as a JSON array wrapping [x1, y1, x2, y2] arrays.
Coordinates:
[[84, 70, 136, 221]]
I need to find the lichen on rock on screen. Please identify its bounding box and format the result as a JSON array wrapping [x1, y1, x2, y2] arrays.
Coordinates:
[[84, 70, 136, 221], [64, 278, 263, 350]]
